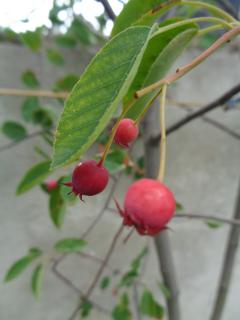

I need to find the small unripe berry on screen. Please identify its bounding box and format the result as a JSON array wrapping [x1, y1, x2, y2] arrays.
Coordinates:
[[45, 179, 58, 191], [64, 160, 109, 200], [114, 118, 139, 148], [115, 178, 175, 236]]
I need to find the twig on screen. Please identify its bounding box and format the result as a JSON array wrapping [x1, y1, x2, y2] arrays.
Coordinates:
[[68, 224, 124, 320], [202, 116, 240, 140], [174, 213, 240, 226], [151, 83, 240, 145], [135, 27, 240, 98], [0, 88, 68, 99], [210, 179, 240, 320], [0, 129, 51, 152], [97, 0, 116, 20]]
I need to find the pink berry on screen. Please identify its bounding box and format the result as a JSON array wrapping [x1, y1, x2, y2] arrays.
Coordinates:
[[64, 160, 109, 200], [115, 178, 175, 236], [114, 118, 139, 148], [45, 179, 58, 191]]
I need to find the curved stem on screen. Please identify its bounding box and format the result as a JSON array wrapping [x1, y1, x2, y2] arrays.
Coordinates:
[[158, 84, 168, 182], [0, 88, 68, 99], [100, 99, 136, 164], [197, 24, 224, 37], [181, 0, 236, 22], [136, 27, 240, 98], [151, 17, 234, 40]]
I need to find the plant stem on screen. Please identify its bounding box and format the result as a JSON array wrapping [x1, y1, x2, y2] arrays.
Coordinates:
[[197, 24, 224, 37], [136, 27, 240, 98], [181, 0, 236, 22], [158, 85, 168, 182], [150, 17, 234, 41], [174, 213, 240, 227], [100, 100, 135, 164], [0, 88, 68, 99], [134, 90, 161, 124]]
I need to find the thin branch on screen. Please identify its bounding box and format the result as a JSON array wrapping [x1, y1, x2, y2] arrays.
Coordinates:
[[202, 116, 240, 140], [151, 83, 240, 145], [0, 88, 68, 99], [136, 27, 240, 98], [97, 0, 116, 20], [68, 224, 124, 320], [174, 213, 240, 226], [210, 179, 240, 320], [0, 129, 51, 152]]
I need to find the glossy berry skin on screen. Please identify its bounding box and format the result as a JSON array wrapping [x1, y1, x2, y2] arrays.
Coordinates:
[[114, 118, 139, 148], [65, 160, 109, 200], [45, 180, 58, 191], [116, 179, 175, 236]]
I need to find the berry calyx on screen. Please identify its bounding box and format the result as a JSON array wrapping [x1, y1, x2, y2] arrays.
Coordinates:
[[114, 118, 139, 148], [115, 178, 175, 236], [64, 160, 109, 200], [45, 179, 58, 191]]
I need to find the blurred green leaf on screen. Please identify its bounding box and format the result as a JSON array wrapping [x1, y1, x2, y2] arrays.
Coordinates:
[[31, 263, 44, 298], [52, 26, 153, 169], [69, 19, 94, 45], [54, 74, 79, 91], [100, 276, 110, 290], [49, 186, 66, 228], [140, 290, 164, 318], [159, 282, 171, 299], [131, 246, 148, 271], [47, 49, 65, 66], [105, 149, 126, 174], [32, 108, 53, 128], [21, 70, 39, 88], [16, 160, 51, 195], [206, 219, 223, 229], [21, 97, 39, 122], [21, 30, 42, 51], [4, 248, 42, 282], [112, 293, 132, 320], [80, 300, 93, 318], [2, 121, 27, 141], [54, 238, 87, 253], [55, 35, 77, 48]]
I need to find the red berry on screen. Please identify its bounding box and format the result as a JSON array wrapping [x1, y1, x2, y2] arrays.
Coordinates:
[[45, 179, 58, 191], [114, 118, 139, 148], [64, 160, 109, 200], [115, 179, 175, 236]]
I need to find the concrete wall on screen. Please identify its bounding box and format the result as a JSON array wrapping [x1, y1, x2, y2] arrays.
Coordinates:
[[0, 41, 240, 320]]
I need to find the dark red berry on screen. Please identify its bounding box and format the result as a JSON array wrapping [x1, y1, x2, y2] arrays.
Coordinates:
[[115, 178, 175, 236], [64, 160, 109, 200], [114, 118, 139, 148], [45, 179, 58, 191]]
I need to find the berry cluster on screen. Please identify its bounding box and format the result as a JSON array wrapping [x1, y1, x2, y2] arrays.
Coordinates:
[[62, 118, 175, 236]]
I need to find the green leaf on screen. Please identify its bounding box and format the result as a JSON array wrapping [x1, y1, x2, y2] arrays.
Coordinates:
[[54, 238, 87, 253], [70, 19, 94, 45], [21, 70, 39, 88], [52, 26, 153, 169], [80, 300, 93, 318], [59, 175, 77, 203], [140, 290, 164, 319], [119, 270, 138, 287], [47, 49, 65, 66], [159, 282, 171, 299], [112, 294, 132, 320], [55, 35, 77, 48], [31, 264, 44, 298], [131, 246, 148, 271], [100, 276, 110, 290], [4, 248, 42, 282], [206, 219, 223, 229], [21, 29, 42, 51], [2, 121, 27, 141], [49, 186, 66, 228], [16, 160, 51, 195], [54, 74, 79, 91], [111, 0, 165, 36], [21, 97, 40, 122], [125, 24, 198, 119], [32, 108, 53, 129]]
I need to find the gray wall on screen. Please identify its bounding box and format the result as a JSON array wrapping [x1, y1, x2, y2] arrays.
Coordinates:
[[0, 41, 240, 320]]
